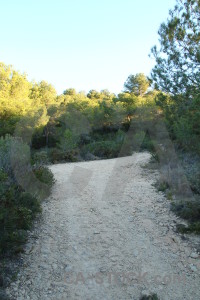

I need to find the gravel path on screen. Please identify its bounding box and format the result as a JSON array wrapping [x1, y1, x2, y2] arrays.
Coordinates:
[[7, 152, 200, 300]]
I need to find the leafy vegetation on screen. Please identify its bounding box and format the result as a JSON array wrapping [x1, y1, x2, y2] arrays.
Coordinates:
[[0, 63, 157, 261], [124, 73, 150, 96], [0, 3, 199, 287], [0, 135, 54, 255], [0, 63, 155, 165], [171, 199, 200, 234], [150, 0, 200, 154], [150, 0, 200, 232]]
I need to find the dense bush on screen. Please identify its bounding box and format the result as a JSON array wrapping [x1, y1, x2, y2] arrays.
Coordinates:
[[33, 166, 54, 188], [0, 171, 40, 254], [32, 149, 50, 165], [171, 200, 200, 223], [0, 136, 54, 255], [48, 147, 78, 163], [171, 199, 200, 234], [78, 129, 127, 159], [140, 132, 155, 153], [81, 140, 122, 159], [178, 152, 200, 195]]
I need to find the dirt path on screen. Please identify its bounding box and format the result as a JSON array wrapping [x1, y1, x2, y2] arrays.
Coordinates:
[[7, 153, 200, 300]]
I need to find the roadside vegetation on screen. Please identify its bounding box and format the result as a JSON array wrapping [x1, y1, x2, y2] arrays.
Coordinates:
[[150, 0, 200, 234], [0, 0, 199, 296]]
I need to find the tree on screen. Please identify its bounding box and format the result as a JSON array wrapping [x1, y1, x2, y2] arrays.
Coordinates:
[[30, 81, 57, 107], [100, 89, 115, 100], [150, 0, 200, 95], [0, 63, 32, 136], [0, 62, 31, 114], [87, 89, 100, 99], [63, 88, 76, 96], [150, 0, 200, 153], [124, 73, 150, 96]]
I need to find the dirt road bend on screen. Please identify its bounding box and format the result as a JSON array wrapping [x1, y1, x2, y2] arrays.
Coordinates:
[[7, 153, 200, 300]]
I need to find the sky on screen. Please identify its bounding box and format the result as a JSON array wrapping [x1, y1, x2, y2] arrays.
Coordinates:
[[0, 0, 176, 95]]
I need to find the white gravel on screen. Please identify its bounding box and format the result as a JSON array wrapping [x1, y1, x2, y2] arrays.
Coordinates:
[[7, 152, 200, 300]]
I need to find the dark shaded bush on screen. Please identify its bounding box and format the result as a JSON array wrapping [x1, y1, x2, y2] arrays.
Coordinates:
[[178, 151, 200, 195], [33, 166, 54, 188], [32, 149, 50, 165], [81, 140, 122, 159], [0, 174, 41, 254], [48, 147, 78, 163], [140, 132, 155, 153], [171, 200, 200, 222], [0, 136, 54, 255], [171, 199, 200, 234], [156, 181, 169, 192], [78, 133, 92, 146], [176, 222, 200, 234]]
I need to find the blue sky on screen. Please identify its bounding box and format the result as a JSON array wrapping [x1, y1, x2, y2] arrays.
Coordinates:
[[0, 0, 176, 95]]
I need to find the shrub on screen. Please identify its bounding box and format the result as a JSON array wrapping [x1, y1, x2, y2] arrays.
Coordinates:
[[0, 136, 54, 255], [48, 147, 78, 163], [116, 129, 125, 143], [48, 147, 65, 162], [0, 175, 40, 254], [58, 129, 79, 152], [173, 117, 200, 153], [171, 199, 200, 234], [178, 151, 200, 195], [32, 149, 49, 165], [33, 166, 54, 189], [171, 200, 200, 222], [155, 181, 169, 192], [140, 132, 155, 153], [176, 222, 200, 234], [81, 140, 121, 159]]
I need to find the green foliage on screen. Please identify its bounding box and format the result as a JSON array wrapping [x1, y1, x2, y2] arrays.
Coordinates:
[[58, 129, 79, 152], [166, 191, 173, 200], [30, 80, 57, 107], [79, 128, 129, 159], [0, 62, 158, 166], [124, 73, 150, 96], [150, 2, 200, 230], [150, 1, 200, 154], [33, 166, 54, 188], [87, 89, 101, 99], [154, 92, 200, 154], [180, 152, 200, 195], [150, 0, 200, 95], [176, 222, 200, 234], [0, 175, 40, 254], [156, 181, 169, 192], [140, 132, 155, 152], [171, 200, 200, 222], [0, 136, 54, 254], [48, 147, 78, 163], [63, 88, 76, 96], [171, 198, 200, 234], [32, 149, 50, 165], [81, 140, 121, 159]]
